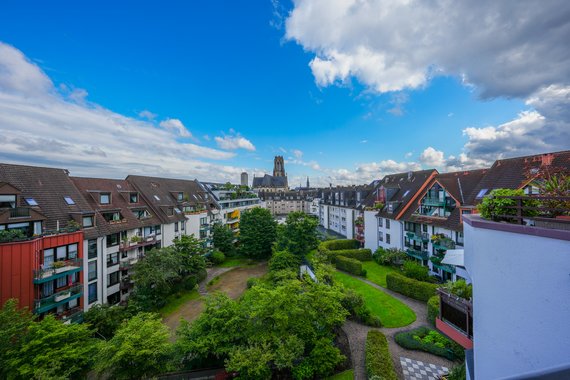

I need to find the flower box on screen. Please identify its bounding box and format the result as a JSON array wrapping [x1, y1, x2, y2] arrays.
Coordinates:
[[54, 292, 71, 302]]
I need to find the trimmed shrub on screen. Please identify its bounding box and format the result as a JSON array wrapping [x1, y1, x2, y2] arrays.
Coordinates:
[[386, 272, 438, 302], [478, 188, 539, 222], [269, 249, 301, 272], [441, 279, 472, 300], [246, 277, 260, 289], [210, 250, 226, 265], [335, 256, 365, 276], [319, 239, 360, 252], [373, 247, 406, 266], [330, 248, 373, 262], [427, 295, 440, 325], [341, 289, 382, 327], [402, 261, 430, 282], [365, 331, 398, 380], [394, 327, 464, 361]]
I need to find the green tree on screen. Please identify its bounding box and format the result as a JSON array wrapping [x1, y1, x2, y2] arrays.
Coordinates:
[[276, 212, 319, 257], [0, 299, 34, 378], [83, 304, 132, 340], [9, 315, 99, 379], [172, 235, 207, 274], [212, 222, 236, 256], [239, 207, 277, 258], [269, 249, 301, 272], [95, 313, 173, 379]]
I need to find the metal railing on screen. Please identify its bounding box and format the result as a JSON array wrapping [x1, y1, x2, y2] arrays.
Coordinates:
[[33, 258, 82, 281], [9, 207, 31, 218], [489, 195, 570, 225], [35, 284, 83, 313]]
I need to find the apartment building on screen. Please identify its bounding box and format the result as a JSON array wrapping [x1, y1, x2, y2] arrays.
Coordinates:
[[258, 190, 314, 216], [71, 177, 163, 308], [438, 210, 570, 379], [319, 185, 372, 240], [0, 164, 94, 323]]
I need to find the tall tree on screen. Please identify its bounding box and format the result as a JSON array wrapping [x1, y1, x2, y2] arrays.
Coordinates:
[[172, 235, 207, 276], [0, 299, 33, 379], [95, 313, 173, 380], [8, 315, 99, 379], [276, 212, 319, 257], [212, 222, 236, 256], [239, 207, 277, 258]]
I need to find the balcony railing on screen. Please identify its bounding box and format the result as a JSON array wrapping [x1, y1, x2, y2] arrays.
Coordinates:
[[58, 307, 84, 324], [433, 238, 456, 250], [33, 258, 82, 284], [34, 284, 83, 314], [488, 195, 570, 225], [406, 248, 429, 260], [406, 231, 430, 243], [9, 207, 31, 218], [119, 235, 158, 252], [436, 289, 473, 349], [422, 197, 446, 207], [432, 262, 456, 274]]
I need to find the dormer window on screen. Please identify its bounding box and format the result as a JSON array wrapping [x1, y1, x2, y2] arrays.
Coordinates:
[[0, 195, 16, 208], [135, 209, 150, 219], [64, 196, 75, 205], [103, 212, 122, 222], [100, 193, 111, 204], [177, 192, 184, 201], [129, 193, 138, 203], [25, 197, 38, 206], [83, 216, 94, 227]]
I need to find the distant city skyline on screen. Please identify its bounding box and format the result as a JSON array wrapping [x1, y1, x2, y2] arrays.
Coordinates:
[[0, 1, 568, 187]]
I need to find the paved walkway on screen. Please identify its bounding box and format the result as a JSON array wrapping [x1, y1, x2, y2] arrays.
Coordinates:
[[198, 266, 234, 295], [400, 357, 448, 380], [340, 273, 454, 380]]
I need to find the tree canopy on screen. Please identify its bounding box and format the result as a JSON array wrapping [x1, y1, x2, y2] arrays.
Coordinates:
[[238, 207, 277, 258], [276, 212, 320, 257], [212, 222, 236, 256]]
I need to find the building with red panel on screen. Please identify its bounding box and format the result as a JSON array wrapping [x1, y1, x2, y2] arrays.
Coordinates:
[[0, 164, 93, 323]]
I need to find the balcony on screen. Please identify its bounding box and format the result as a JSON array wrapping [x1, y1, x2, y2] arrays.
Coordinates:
[[33, 258, 82, 284], [226, 217, 239, 224], [58, 307, 84, 324], [432, 237, 456, 251], [406, 248, 429, 260], [406, 231, 429, 243], [200, 223, 210, 231], [120, 276, 134, 290], [436, 289, 473, 349], [119, 235, 158, 252], [432, 262, 456, 274], [422, 197, 446, 207], [34, 284, 83, 314], [9, 207, 31, 218]]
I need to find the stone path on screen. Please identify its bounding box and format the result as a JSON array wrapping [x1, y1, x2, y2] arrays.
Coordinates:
[[340, 273, 454, 380], [400, 357, 448, 380]]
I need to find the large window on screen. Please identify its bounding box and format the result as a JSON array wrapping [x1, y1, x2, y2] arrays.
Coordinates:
[[106, 252, 119, 267], [0, 194, 16, 208], [88, 239, 97, 259], [88, 283, 98, 304], [88, 261, 97, 281], [107, 271, 120, 287]]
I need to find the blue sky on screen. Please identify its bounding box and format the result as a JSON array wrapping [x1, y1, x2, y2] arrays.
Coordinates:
[[0, 1, 568, 186]]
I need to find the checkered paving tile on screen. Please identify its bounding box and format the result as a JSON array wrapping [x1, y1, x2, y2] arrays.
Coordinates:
[[400, 357, 449, 380]]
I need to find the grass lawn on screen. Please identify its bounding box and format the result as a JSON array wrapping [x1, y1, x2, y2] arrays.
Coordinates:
[[362, 261, 399, 288], [333, 271, 416, 328], [327, 369, 354, 380], [218, 257, 258, 268], [158, 290, 201, 317]]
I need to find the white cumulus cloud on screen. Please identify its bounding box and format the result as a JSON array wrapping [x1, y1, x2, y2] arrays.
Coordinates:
[[215, 133, 256, 151]]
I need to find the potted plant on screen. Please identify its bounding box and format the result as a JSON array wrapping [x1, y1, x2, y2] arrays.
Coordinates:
[[53, 261, 67, 273], [54, 290, 71, 302]]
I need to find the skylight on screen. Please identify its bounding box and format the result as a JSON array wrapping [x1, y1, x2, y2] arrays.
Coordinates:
[[174, 208, 182, 214], [402, 190, 410, 197], [25, 197, 38, 206], [476, 189, 488, 199], [154, 195, 160, 201], [64, 196, 75, 205]]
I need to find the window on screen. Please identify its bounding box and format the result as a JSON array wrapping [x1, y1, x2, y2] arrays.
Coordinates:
[[378, 218, 383, 228], [174, 222, 179, 232], [135, 209, 150, 219], [129, 193, 138, 203], [43, 248, 54, 268], [25, 197, 38, 206], [402, 190, 410, 198], [200, 217, 207, 225], [64, 196, 75, 205], [88, 261, 97, 281], [153, 195, 160, 201], [56, 246, 67, 261], [476, 189, 488, 199], [107, 291, 120, 305], [106, 252, 119, 267], [103, 212, 122, 222], [386, 234, 391, 244], [422, 224, 428, 232], [0, 195, 16, 208], [174, 208, 182, 214], [42, 282, 54, 298], [155, 225, 161, 235], [386, 219, 390, 229], [379, 231, 384, 242], [83, 216, 94, 227], [177, 192, 184, 201], [56, 276, 67, 289], [100, 193, 111, 204], [68, 244, 78, 259], [181, 221, 185, 231], [107, 271, 120, 287], [106, 233, 120, 247], [88, 283, 98, 304], [88, 239, 97, 259]]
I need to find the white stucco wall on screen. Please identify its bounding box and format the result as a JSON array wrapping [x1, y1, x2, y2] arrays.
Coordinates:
[[464, 220, 570, 379], [378, 217, 403, 250], [364, 210, 378, 251]]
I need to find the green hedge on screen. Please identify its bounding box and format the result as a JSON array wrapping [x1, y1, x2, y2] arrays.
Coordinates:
[[330, 248, 373, 262], [394, 327, 464, 361], [386, 272, 438, 302], [365, 331, 398, 380], [335, 256, 365, 276], [319, 239, 359, 252], [427, 295, 440, 325]]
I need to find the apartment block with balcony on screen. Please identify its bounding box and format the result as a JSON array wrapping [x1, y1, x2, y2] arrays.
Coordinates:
[[318, 185, 372, 240], [71, 177, 163, 307], [0, 163, 94, 323], [436, 204, 570, 380], [257, 190, 314, 217]]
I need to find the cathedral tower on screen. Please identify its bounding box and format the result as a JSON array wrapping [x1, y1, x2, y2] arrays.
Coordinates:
[[273, 156, 286, 177]]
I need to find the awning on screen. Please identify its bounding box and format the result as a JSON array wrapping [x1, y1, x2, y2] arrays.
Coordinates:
[[441, 249, 464, 266]]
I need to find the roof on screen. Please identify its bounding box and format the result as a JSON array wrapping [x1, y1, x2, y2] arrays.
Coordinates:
[[0, 163, 96, 238], [252, 174, 288, 188], [319, 184, 374, 209], [71, 177, 163, 237], [467, 150, 570, 203], [126, 175, 209, 224], [367, 169, 438, 219]]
